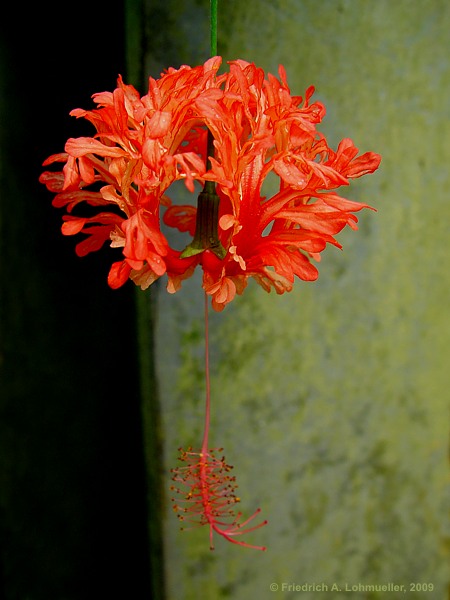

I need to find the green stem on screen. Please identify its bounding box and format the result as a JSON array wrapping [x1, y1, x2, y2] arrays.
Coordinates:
[[180, 1, 223, 260], [210, 0, 218, 56]]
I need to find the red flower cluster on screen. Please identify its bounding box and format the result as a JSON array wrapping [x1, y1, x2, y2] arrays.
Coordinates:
[[40, 56, 381, 310], [171, 447, 267, 550]]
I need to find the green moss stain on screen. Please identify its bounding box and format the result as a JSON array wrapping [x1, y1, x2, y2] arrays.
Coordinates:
[[147, 1, 450, 598]]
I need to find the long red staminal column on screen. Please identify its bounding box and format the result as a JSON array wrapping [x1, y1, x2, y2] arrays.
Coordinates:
[[200, 291, 216, 550], [201, 291, 212, 453], [170, 296, 267, 550]]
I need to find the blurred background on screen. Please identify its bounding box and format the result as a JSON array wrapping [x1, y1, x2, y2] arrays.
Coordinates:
[[1, 1, 449, 599]]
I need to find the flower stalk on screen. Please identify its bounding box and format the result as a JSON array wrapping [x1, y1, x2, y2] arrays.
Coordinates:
[[210, 0, 218, 56], [179, 1, 225, 260]]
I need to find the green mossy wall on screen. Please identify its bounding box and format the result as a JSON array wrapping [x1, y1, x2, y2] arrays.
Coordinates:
[[151, 1, 449, 599]]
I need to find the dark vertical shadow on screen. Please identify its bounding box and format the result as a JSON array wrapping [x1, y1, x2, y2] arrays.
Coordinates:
[[0, 2, 152, 598]]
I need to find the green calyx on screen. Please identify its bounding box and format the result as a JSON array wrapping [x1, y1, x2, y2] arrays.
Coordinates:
[[180, 181, 226, 260]]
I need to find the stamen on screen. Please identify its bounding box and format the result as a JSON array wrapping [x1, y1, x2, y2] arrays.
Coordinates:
[[171, 447, 267, 550]]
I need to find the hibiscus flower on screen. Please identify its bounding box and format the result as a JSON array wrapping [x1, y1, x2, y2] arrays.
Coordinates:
[[40, 57, 381, 310]]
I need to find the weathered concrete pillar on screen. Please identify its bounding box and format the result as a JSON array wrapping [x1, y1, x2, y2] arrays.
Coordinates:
[[151, 1, 449, 598]]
